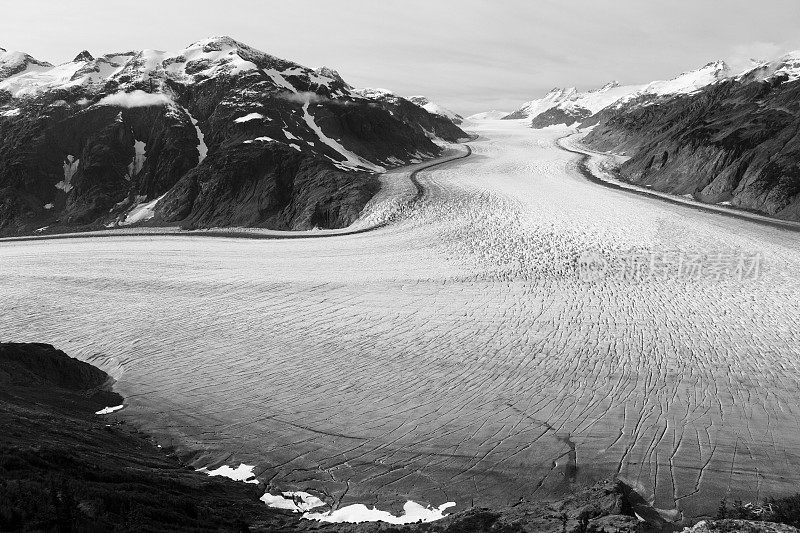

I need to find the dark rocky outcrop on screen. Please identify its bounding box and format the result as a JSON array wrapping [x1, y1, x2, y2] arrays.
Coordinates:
[[582, 75, 800, 221], [682, 520, 799, 532], [531, 104, 591, 128]]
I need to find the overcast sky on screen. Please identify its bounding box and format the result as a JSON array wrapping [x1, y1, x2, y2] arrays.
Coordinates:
[[2, 0, 799, 114]]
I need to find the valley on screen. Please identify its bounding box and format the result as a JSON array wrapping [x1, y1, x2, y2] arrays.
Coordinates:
[[2, 119, 799, 521]]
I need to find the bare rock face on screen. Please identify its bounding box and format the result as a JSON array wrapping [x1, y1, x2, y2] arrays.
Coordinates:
[[582, 74, 800, 221], [0, 36, 467, 236], [530, 104, 592, 128]]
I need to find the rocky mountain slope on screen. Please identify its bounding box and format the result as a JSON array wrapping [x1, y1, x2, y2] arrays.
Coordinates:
[[0, 37, 466, 236], [582, 52, 800, 221]]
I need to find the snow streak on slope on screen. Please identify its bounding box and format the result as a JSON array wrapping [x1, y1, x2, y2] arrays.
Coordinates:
[[3, 121, 799, 523], [57, 155, 79, 192], [301, 102, 384, 172], [119, 193, 167, 225], [187, 111, 208, 164], [128, 140, 146, 177]]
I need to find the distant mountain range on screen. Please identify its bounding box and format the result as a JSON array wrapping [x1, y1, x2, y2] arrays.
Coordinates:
[[500, 60, 731, 126], [494, 52, 800, 221], [0, 37, 466, 236]]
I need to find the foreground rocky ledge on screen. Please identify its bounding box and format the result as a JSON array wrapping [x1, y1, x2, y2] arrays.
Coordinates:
[[1, 342, 795, 532]]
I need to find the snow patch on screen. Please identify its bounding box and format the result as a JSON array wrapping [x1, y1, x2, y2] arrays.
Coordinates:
[[304, 501, 456, 524], [57, 155, 79, 192], [128, 140, 146, 177], [197, 463, 259, 484], [264, 69, 296, 93], [260, 491, 326, 512], [120, 193, 167, 225], [43, 203, 54, 209], [234, 112, 265, 123], [1, 108, 20, 117], [96, 405, 124, 415], [243, 136, 275, 144], [187, 112, 207, 164]]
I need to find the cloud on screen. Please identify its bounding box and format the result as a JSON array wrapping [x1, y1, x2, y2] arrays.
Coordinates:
[[97, 90, 172, 108], [726, 41, 784, 72], [276, 91, 354, 106]]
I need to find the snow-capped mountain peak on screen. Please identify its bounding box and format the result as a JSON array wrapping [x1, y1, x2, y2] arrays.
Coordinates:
[[736, 50, 800, 83], [73, 50, 94, 62], [640, 60, 730, 96], [546, 86, 577, 98], [502, 86, 578, 120], [0, 49, 53, 81], [352, 87, 397, 101], [0, 36, 358, 100], [313, 66, 350, 88], [0, 35, 466, 235], [590, 81, 622, 93], [408, 95, 463, 124]]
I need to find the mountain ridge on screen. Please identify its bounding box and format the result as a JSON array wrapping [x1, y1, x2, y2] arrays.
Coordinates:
[[0, 36, 467, 236], [581, 52, 800, 221]]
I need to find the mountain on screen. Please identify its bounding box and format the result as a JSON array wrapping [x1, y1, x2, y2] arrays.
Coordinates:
[[407, 95, 463, 124], [0, 37, 466, 236], [530, 81, 643, 128], [464, 110, 509, 121], [504, 60, 732, 128], [502, 87, 578, 120], [582, 52, 800, 221], [350, 88, 465, 139], [0, 48, 53, 80]]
